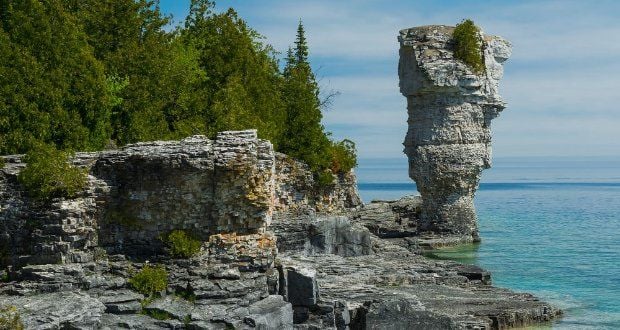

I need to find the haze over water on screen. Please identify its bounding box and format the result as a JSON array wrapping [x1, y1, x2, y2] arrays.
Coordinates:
[[357, 157, 620, 329]]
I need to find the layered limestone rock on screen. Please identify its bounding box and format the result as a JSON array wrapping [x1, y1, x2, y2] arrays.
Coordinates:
[[398, 25, 511, 240], [0, 130, 361, 267], [0, 130, 563, 329]]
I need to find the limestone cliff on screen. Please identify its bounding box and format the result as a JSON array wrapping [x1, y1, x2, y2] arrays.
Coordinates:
[[398, 25, 511, 240], [0, 130, 361, 268]]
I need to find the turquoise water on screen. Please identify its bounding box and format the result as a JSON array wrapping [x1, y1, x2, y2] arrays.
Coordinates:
[[356, 157, 620, 329]]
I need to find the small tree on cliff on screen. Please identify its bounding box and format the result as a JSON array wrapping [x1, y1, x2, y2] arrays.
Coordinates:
[[453, 19, 485, 74], [280, 21, 332, 180]]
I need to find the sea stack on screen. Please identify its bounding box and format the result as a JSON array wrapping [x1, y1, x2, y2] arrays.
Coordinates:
[[398, 25, 511, 240]]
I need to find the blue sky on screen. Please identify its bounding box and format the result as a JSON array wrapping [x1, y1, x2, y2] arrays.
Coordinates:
[[159, 0, 620, 160]]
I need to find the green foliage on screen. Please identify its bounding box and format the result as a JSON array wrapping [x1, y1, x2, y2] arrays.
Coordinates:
[[18, 144, 87, 200], [0, 0, 112, 154], [279, 21, 357, 184], [163, 230, 202, 258], [141, 308, 172, 321], [182, 3, 285, 145], [329, 139, 358, 174], [0, 158, 4, 168], [279, 22, 331, 177], [175, 288, 197, 303], [316, 170, 335, 186], [453, 19, 485, 74], [0, 305, 24, 330], [105, 75, 130, 109], [0, 2, 357, 187], [105, 209, 142, 229], [129, 264, 168, 296]]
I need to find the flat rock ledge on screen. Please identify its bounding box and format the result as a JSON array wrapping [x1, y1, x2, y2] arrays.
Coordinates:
[[271, 199, 562, 329]]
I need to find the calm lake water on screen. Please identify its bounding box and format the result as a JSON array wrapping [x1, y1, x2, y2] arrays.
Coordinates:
[[356, 157, 620, 329]]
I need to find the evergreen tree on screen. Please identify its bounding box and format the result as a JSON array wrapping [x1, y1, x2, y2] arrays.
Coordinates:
[[294, 21, 308, 64], [0, 1, 356, 179], [0, 0, 111, 154], [280, 21, 332, 179], [182, 2, 285, 145], [453, 19, 485, 74], [280, 21, 357, 181], [71, 0, 206, 144]]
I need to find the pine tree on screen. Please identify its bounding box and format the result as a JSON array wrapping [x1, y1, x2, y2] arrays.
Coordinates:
[[280, 21, 331, 179], [294, 21, 309, 64], [72, 0, 206, 144]]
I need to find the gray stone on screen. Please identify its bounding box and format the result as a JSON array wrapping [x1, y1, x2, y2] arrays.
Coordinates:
[[144, 296, 195, 321], [1, 291, 106, 329], [105, 301, 142, 314], [308, 216, 372, 257], [273, 153, 362, 214], [0, 127, 562, 330], [398, 25, 512, 240], [270, 214, 372, 257], [283, 266, 319, 307], [365, 299, 457, 330], [352, 195, 421, 239], [245, 295, 294, 330], [0, 130, 362, 266], [100, 313, 175, 329]]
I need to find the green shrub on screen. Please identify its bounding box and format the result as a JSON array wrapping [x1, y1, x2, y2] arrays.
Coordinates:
[[453, 19, 485, 74], [329, 139, 357, 174], [0, 158, 5, 169], [128, 264, 168, 296], [163, 230, 202, 258], [175, 288, 197, 303], [141, 309, 172, 321], [0, 305, 24, 330], [18, 144, 87, 200], [316, 170, 335, 186]]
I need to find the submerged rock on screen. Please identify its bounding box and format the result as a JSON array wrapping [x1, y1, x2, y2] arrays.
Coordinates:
[[398, 25, 512, 240]]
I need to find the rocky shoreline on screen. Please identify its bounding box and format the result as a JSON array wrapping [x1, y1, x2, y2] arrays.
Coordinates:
[[0, 22, 563, 329], [0, 195, 562, 329], [0, 132, 561, 329]]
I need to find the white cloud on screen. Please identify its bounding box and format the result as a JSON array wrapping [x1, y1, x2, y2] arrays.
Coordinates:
[[166, 0, 620, 158]]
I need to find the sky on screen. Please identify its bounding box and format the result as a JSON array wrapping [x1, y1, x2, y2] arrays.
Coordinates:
[[159, 0, 620, 160]]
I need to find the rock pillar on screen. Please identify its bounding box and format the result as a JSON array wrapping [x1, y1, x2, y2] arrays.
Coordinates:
[[398, 25, 511, 240]]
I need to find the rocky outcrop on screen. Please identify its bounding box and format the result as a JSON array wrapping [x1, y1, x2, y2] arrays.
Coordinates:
[[0, 129, 562, 329], [398, 25, 511, 240], [272, 208, 561, 329], [273, 153, 362, 214], [0, 130, 361, 267]]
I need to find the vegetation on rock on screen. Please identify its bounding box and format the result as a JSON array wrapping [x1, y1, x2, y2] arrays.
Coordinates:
[[141, 308, 173, 321], [129, 264, 168, 296], [280, 22, 357, 184], [453, 19, 485, 74], [163, 230, 202, 258], [329, 139, 358, 174], [0, 0, 357, 182], [18, 144, 87, 200], [0, 305, 24, 330]]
